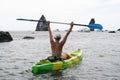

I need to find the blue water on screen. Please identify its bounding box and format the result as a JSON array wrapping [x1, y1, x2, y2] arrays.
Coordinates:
[[0, 31, 120, 80]]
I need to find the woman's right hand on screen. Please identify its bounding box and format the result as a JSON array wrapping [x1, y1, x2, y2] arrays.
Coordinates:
[[70, 22, 74, 27]]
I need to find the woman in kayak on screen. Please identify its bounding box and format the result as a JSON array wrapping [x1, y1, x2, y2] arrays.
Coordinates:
[[47, 21, 74, 60]]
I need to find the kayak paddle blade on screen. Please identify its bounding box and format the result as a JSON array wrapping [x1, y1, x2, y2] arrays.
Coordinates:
[[87, 24, 103, 30]]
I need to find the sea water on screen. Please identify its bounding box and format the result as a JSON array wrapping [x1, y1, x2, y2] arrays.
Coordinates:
[[0, 31, 120, 80]]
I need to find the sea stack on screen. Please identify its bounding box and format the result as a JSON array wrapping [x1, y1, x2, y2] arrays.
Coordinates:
[[89, 18, 95, 31], [35, 15, 48, 31], [0, 31, 13, 42]]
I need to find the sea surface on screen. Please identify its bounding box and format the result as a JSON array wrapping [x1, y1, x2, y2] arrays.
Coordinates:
[[0, 31, 120, 80]]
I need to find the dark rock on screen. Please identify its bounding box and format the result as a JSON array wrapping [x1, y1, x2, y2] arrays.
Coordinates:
[[23, 36, 34, 39], [108, 31, 116, 33], [105, 30, 108, 32], [35, 15, 48, 31], [0, 31, 13, 42], [117, 28, 120, 31], [89, 18, 95, 31]]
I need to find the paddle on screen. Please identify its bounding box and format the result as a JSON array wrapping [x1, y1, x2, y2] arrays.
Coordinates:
[[16, 18, 103, 30]]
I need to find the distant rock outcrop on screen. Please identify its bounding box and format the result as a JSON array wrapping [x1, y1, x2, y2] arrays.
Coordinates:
[[35, 15, 48, 31], [117, 28, 120, 31], [23, 36, 35, 39], [0, 31, 13, 42], [108, 31, 116, 33], [89, 18, 95, 31]]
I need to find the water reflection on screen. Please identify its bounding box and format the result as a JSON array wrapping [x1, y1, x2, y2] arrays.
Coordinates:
[[50, 70, 63, 77], [33, 70, 63, 80]]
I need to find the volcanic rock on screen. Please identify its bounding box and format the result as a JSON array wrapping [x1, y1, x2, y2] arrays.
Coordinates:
[[0, 31, 13, 42], [108, 31, 116, 33], [117, 28, 120, 31], [89, 18, 95, 31], [35, 15, 48, 31], [23, 36, 35, 39]]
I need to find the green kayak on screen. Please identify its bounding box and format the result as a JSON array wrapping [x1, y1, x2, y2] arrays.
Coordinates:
[[32, 49, 83, 75]]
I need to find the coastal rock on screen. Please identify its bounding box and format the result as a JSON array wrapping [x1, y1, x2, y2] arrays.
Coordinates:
[[117, 28, 120, 31], [0, 31, 13, 42], [108, 31, 116, 33], [23, 36, 35, 39], [89, 18, 95, 31], [35, 15, 48, 31]]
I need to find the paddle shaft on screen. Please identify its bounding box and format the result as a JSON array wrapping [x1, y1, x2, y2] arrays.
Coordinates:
[[16, 18, 87, 26], [16, 18, 103, 29]]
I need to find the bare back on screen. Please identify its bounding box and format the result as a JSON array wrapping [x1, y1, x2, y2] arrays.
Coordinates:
[[51, 41, 63, 57], [47, 21, 73, 57]]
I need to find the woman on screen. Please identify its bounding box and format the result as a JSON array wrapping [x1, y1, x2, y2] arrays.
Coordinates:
[[47, 21, 74, 60]]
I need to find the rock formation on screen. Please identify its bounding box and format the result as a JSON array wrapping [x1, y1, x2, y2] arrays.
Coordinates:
[[23, 36, 35, 39], [108, 31, 116, 33], [89, 18, 95, 31], [117, 28, 120, 31], [35, 15, 48, 31], [0, 31, 13, 42]]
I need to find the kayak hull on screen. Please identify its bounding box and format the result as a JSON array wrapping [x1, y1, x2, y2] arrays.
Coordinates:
[[32, 49, 83, 75]]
